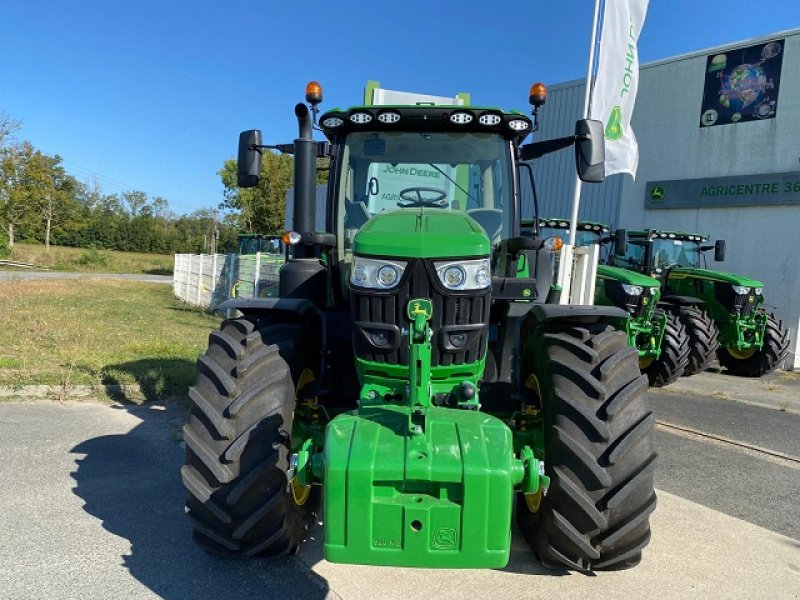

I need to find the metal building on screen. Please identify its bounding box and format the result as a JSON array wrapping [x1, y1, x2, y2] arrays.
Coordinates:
[[534, 28, 800, 369]]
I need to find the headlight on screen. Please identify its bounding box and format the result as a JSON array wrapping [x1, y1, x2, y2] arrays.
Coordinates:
[[732, 285, 750, 295], [321, 116, 343, 128], [434, 258, 491, 290], [442, 266, 465, 288], [350, 257, 407, 289], [622, 284, 644, 295], [754, 287, 763, 296]]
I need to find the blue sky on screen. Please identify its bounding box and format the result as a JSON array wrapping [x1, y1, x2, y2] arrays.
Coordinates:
[[2, 1, 797, 215]]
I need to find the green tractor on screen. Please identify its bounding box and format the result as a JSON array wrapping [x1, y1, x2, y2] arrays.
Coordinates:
[[611, 229, 790, 377], [531, 219, 689, 387], [237, 233, 285, 256], [181, 83, 656, 571]]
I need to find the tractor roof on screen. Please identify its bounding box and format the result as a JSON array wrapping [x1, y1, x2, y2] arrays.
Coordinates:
[[318, 105, 533, 143], [628, 229, 709, 242]]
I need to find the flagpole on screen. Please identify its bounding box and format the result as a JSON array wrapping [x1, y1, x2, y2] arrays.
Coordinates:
[[567, 0, 603, 247]]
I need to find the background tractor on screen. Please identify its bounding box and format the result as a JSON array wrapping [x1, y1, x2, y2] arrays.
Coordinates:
[[611, 229, 790, 377], [180, 82, 657, 572], [531, 218, 689, 387]]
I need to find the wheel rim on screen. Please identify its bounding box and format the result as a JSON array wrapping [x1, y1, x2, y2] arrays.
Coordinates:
[[639, 355, 655, 369], [291, 368, 316, 506], [726, 347, 756, 360]]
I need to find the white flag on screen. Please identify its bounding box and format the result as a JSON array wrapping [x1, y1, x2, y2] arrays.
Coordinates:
[[590, 0, 649, 178]]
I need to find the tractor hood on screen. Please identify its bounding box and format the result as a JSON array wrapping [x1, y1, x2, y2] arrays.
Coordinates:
[[353, 209, 490, 259], [669, 267, 763, 288], [598, 265, 658, 287]]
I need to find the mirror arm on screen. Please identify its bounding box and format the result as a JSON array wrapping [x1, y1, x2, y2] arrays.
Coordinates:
[[250, 141, 330, 157]]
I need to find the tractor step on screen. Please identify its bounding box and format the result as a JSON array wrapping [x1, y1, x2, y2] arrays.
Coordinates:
[[323, 405, 517, 568]]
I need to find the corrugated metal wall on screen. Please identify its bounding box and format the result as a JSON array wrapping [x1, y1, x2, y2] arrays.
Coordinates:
[[527, 80, 624, 227]]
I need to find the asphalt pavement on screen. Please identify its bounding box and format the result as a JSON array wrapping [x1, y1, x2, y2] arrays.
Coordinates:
[[0, 375, 798, 599]]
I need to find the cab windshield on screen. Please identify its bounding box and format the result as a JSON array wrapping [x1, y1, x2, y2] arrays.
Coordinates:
[[650, 239, 702, 269], [613, 238, 703, 272], [336, 131, 514, 255]]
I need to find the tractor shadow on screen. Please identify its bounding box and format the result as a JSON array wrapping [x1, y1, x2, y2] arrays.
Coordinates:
[[69, 397, 330, 598], [100, 358, 198, 404]]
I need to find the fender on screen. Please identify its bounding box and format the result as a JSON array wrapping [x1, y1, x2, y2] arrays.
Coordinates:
[[528, 304, 629, 323], [659, 295, 704, 307], [490, 303, 629, 386], [216, 297, 320, 318], [216, 297, 328, 385]]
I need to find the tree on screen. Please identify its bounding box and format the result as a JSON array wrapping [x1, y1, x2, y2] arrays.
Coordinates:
[[25, 150, 73, 250], [0, 112, 21, 147], [0, 142, 35, 247], [123, 190, 148, 216], [219, 151, 294, 234]]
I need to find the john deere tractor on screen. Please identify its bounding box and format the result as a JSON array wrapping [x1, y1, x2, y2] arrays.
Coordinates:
[[611, 229, 790, 377], [181, 82, 656, 571], [531, 219, 689, 387]]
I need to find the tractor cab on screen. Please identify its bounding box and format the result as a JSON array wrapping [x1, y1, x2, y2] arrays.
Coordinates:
[[611, 229, 725, 277], [237, 233, 284, 256], [317, 105, 545, 301]]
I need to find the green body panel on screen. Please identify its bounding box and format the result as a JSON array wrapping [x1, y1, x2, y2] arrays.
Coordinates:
[[597, 264, 656, 287], [353, 209, 490, 258], [668, 267, 762, 288], [322, 404, 519, 568]]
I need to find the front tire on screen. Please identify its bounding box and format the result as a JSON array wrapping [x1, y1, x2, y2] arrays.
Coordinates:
[[517, 324, 657, 571], [182, 317, 318, 557], [642, 309, 690, 387], [717, 313, 790, 377], [675, 306, 719, 376]]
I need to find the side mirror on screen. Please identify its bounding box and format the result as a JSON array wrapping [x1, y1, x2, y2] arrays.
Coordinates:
[[237, 130, 262, 188], [574, 119, 605, 183], [614, 229, 628, 256], [714, 239, 726, 262]]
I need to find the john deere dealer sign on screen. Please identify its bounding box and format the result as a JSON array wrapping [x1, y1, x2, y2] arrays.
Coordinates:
[[645, 172, 800, 209]]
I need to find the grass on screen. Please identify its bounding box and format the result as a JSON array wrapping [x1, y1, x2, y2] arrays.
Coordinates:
[[0, 279, 220, 402], [7, 243, 174, 275]]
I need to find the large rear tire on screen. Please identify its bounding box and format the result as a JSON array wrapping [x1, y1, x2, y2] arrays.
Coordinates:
[[642, 309, 690, 387], [675, 306, 719, 376], [717, 313, 790, 377], [182, 317, 318, 557], [517, 324, 657, 571]]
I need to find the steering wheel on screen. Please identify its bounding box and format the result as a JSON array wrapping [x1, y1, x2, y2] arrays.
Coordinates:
[[396, 187, 449, 208], [655, 260, 678, 277]]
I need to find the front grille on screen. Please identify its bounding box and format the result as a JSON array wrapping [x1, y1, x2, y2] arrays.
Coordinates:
[[603, 280, 652, 318], [351, 259, 490, 367], [715, 283, 758, 317]]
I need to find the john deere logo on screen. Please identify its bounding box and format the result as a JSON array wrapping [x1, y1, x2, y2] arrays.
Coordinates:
[[650, 186, 665, 201], [605, 106, 623, 141], [407, 298, 433, 320], [432, 527, 457, 550]]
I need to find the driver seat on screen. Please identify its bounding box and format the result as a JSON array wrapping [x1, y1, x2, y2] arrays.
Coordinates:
[[467, 208, 503, 245]]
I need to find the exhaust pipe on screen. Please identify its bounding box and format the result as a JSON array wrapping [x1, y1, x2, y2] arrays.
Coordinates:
[[293, 103, 316, 256]]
